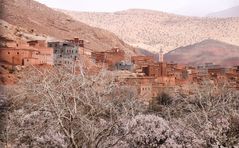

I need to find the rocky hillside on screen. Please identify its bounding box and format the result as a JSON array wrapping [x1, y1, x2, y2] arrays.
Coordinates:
[[208, 6, 239, 18], [61, 9, 239, 53], [164, 39, 239, 66], [0, 0, 135, 55]]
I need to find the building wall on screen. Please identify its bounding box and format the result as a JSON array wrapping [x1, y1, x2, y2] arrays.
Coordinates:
[[23, 58, 39, 66], [33, 48, 54, 65], [0, 48, 35, 65], [0, 40, 58, 66], [91, 52, 105, 63], [92, 48, 125, 67], [155, 76, 176, 86], [49, 42, 79, 65], [139, 84, 152, 100], [140, 62, 168, 77], [208, 68, 226, 77], [29, 41, 54, 65], [131, 56, 154, 68]]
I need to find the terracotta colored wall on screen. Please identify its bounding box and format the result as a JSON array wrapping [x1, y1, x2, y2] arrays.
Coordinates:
[[0, 48, 33, 65], [139, 84, 153, 100], [1, 40, 56, 66], [23, 58, 40, 66], [92, 49, 125, 66], [141, 63, 168, 77], [34, 47, 54, 65], [131, 56, 154, 68], [155, 76, 176, 86]]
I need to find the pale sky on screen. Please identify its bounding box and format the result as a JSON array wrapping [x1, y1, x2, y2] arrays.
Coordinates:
[[35, 0, 239, 16]]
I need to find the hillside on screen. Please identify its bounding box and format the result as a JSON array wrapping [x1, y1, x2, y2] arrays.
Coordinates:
[[60, 9, 239, 53], [208, 6, 239, 18], [164, 39, 239, 66], [0, 0, 135, 55]]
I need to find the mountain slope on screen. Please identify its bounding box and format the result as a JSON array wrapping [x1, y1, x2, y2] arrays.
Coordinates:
[[164, 39, 239, 66], [208, 6, 239, 18], [60, 9, 239, 53], [0, 0, 135, 55]]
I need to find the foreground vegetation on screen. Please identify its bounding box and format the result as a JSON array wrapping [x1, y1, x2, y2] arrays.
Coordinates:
[[1, 66, 239, 147]]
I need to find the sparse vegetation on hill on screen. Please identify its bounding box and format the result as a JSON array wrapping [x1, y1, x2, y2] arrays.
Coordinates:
[[61, 9, 239, 53], [0, 0, 135, 55], [164, 39, 239, 66]]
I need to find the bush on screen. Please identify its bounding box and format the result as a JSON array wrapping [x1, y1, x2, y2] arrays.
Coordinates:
[[5, 67, 145, 148], [111, 115, 205, 147], [148, 91, 174, 118], [155, 92, 173, 106]]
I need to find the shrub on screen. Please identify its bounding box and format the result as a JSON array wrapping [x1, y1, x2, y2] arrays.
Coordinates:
[[5, 67, 145, 148], [111, 115, 204, 147]]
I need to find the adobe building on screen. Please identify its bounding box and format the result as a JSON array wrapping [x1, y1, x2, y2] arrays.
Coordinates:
[[131, 56, 155, 69], [131, 50, 178, 87], [0, 47, 39, 65], [154, 76, 175, 87], [28, 40, 54, 65], [141, 62, 167, 77], [197, 63, 227, 80], [197, 66, 209, 77], [225, 66, 239, 89], [208, 67, 226, 78], [166, 63, 178, 76], [173, 65, 192, 85], [122, 75, 175, 100], [124, 76, 155, 101], [186, 66, 198, 82], [0, 38, 54, 66], [196, 63, 218, 79], [232, 66, 239, 74], [91, 47, 125, 68]]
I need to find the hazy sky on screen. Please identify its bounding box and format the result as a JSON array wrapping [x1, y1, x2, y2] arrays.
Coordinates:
[[35, 0, 239, 16]]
